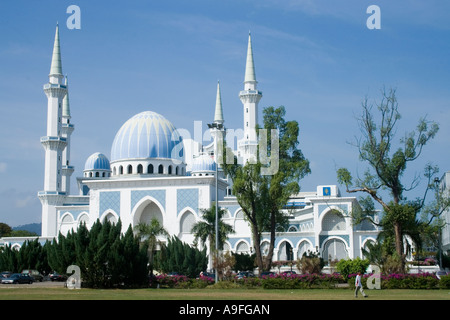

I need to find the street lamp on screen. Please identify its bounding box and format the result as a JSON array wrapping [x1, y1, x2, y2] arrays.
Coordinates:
[[207, 122, 224, 283], [434, 177, 443, 270]]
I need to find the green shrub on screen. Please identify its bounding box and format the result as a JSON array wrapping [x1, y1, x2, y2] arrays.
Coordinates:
[[348, 273, 439, 289], [261, 273, 343, 289], [336, 258, 370, 279], [438, 275, 450, 289], [235, 277, 262, 288], [207, 280, 241, 289]]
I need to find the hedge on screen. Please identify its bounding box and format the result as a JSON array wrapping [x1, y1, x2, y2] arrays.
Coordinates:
[[154, 272, 450, 290], [347, 273, 449, 289]]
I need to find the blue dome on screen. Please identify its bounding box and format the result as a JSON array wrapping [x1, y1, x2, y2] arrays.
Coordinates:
[[110, 111, 184, 162], [191, 154, 216, 173], [84, 152, 111, 171]]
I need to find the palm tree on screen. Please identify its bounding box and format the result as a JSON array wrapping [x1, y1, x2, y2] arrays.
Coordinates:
[[191, 202, 235, 260], [134, 218, 169, 275]]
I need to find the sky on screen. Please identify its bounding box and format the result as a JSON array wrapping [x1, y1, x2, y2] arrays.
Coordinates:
[[0, 0, 449, 227]]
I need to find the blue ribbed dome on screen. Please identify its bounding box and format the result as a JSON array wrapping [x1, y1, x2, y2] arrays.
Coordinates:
[[110, 111, 184, 162], [84, 152, 111, 171], [191, 154, 216, 173]]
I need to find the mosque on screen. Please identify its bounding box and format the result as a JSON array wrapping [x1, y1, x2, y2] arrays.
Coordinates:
[[0, 25, 380, 270]]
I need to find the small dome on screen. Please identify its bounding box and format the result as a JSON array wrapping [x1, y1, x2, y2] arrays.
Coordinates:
[[191, 153, 216, 173], [110, 111, 184, 163], [84, 152, 111, 171]]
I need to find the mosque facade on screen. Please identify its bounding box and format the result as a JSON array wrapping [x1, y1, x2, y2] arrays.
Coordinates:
[[1, 26, 380, 270]]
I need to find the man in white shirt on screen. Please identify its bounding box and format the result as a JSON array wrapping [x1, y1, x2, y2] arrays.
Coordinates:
[[355, 272, 368, 298]]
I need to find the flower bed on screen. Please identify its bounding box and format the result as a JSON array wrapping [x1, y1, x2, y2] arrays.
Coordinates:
[[261, 273, 344, 289], [152, 272, 450, 290], [347, 272, 443, 289], [155, 274, 215, 288]]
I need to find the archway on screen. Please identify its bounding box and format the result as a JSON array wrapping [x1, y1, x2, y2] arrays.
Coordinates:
[[133, 198, 165, 228], [323, 238, 348, 262], [278, 240, 293, 261], [297, 240, 312, 259], [322, 210, 346, 231]]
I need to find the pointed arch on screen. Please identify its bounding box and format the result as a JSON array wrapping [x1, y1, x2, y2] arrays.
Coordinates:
[[277, 239, 294, 261], [100, 211, 118, 224], [60, 212, 75, 235], [321, 209, 346, 231], [132, 196, 165, 227]]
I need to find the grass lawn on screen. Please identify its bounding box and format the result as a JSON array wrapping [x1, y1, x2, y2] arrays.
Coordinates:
[[0, 287, 449, 300]]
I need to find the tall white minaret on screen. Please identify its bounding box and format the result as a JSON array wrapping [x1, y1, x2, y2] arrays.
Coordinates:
[[238, 33, 262, 164], [210, 81, 225, 165], [39, 24, 68, 237], [61, 75, 74, 194]]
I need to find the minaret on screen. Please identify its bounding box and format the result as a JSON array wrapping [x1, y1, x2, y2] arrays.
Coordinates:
[[61, 75, 74, 194], [38, 24, 68, 237], [210, 81, 225, 166], [238, 33, 262, 164], [213, 81, 224, 127]]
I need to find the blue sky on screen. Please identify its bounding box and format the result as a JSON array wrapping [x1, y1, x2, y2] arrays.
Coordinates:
[[0, 0, 449, 227]]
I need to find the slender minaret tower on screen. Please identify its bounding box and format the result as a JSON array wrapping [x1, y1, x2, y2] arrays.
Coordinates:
[[210, 81, 225, 166], [238, 33, 262, 164], [38, 24, 68, 237], [61, 75, 74, 194]]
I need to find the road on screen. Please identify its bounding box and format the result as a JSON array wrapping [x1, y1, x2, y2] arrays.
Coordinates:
[[0, 280, 66, 288]]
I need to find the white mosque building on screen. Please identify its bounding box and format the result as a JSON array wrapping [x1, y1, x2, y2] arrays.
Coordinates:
[[1, 25, 380, 270]]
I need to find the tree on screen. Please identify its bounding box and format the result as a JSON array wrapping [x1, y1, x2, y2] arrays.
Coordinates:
[[224, 106, 310, 272], [191, 202, 235, 268], [134, 218, 169, 275], [0, 223, 12, 238], [337, 88, 440, 269], [156, 236, 207, 278]]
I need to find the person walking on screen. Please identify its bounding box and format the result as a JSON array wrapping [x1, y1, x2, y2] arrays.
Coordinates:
[[355, 272, 368, 298]]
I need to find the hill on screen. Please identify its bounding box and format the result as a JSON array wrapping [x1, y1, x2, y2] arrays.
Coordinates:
[[13, 223, 41, 236]]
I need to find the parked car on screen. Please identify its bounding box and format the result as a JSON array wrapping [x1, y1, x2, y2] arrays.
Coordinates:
[[199, 272, 216, 279], [21, 269, 44, 282], [436, 270, 448, 280], [0, 271, 13, 278], [259, 271, 275, 278], [236, 271, 255, 279], [1, 273, 34, 284], [281, 271, 297, 276], [49, 272, 67, 282]]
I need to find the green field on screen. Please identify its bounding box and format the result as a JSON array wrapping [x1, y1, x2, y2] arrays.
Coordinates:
[[0, 287, 449, 300]]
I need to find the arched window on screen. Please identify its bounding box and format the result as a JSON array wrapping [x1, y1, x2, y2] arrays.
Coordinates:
[[158, 164, 164, 174], [236, 241, 249, 254], [119, 166, 123, 174], [127, 165, 133, 174], [137, 164, 143, 174], [95, 172, 99, 177], [176, 166, 179, 175], [104, 213, 117, 225], [168, 165, 172, 175], [322, 210, 346, 231], [148, 164, 154, 174], [180, 211, 196, 233]]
